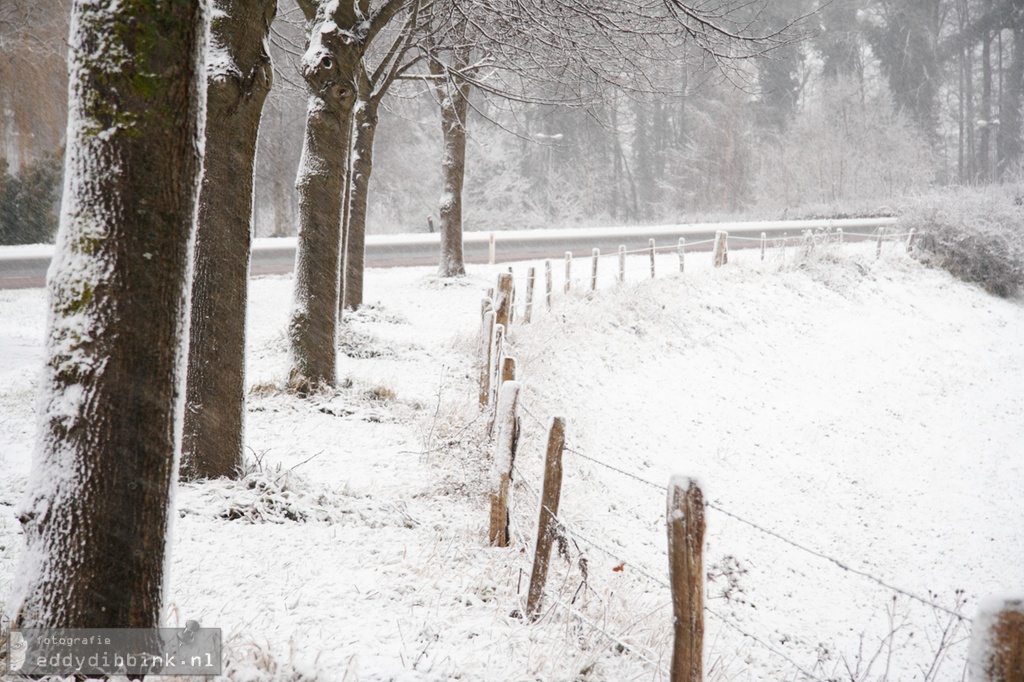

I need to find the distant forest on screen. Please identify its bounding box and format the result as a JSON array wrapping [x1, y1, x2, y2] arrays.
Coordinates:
[[1, 0, 1022, 242]]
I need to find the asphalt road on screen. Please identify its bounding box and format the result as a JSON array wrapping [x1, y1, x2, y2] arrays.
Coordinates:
[[0, 218, 897, 289]]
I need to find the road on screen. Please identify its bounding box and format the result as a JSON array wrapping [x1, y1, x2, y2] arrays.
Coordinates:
[[0, 218, 897, 289]]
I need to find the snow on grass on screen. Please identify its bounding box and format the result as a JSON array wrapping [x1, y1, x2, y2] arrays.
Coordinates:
[[0, 238, 1021, 681]]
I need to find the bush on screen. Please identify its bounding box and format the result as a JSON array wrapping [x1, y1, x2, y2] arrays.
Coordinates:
[[900, 187, 1024, 297], [0, 152, 63, 245]]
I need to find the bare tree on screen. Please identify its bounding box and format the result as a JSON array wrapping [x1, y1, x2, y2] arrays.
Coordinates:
[[288, 0, 407, 389], [181, 0, 277, 481], [5, 0, 206, 628], [343, 3, 425, 309]]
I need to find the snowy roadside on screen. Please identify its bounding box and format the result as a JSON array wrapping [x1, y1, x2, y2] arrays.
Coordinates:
[[0, 238, 1021, 681]]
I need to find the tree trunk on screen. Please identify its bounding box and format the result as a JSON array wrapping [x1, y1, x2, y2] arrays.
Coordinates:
[[182, 0, 276, 482], [432, 59, 469, 278], [288, 6, 362, 389], [981, 5, 993, 182], [6, 0, 205, 629], [998, 22, 1024, 179], [344, 68, 379, 311]]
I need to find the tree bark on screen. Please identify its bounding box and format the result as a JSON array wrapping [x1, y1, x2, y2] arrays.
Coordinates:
[[288, 4, 361, 389], [981, 2, 993, 182], [431, 57, 470, 278], [288, 0, 406, 388], [998, 21, 1024, 179], [344, 66, 379, 311], [6, 0, 205, 629], [182, 0, 276, 482]]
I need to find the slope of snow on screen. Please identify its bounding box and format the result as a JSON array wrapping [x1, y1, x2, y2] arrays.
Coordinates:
[[0, 239, 1021, 681]]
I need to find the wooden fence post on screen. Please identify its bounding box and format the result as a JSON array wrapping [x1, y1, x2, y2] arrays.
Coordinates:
[[564, 251, 572, 293], [667, 476, 705, 682], [526, 416, 566, 620], [495, 272, 514, 329], [489, 381, 522, 547], [479, 310, 495, 406], [906, 228, 917, 253], [501, 356, 516, 387], [760, 232, 767, 261], [713, 231, 728, 267], [838, 228, 844, 244], [649, 238, 656, 278], [488, 232, 496, 264], [507, 267, 516, 326], [678, 238, 686, 273], [876, 227, 885, 259], [545, 259, 553, 309], [491, 323, 505, 406], [591, 248, 600, 291], [969, 596, 1024, 682], [618, 245, 626, 283], [524, 267, 535, 323]]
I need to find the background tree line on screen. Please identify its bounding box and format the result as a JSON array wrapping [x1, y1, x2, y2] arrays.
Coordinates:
[[3, 0, 1023, 247]]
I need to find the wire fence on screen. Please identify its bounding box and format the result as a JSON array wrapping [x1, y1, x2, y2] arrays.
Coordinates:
[[507, 414, 973, 679], [475, 226, 973, 680]]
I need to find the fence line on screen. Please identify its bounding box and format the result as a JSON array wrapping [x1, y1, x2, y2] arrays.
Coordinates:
[[470, 232, 983, 679], [551, 439, 972, 623]]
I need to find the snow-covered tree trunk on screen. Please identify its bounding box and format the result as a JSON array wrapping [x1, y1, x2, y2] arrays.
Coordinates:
[[182, 0, 276, 481], [431, 56, 470, 278], [6, 0, 206, 628], [288, 5, 361, 389], [344, 66, 379, 311]]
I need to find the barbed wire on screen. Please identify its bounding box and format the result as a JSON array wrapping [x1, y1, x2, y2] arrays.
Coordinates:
[[549, 598, 666, 670], [532, 440, 971, 623], [703, 500, 971, 622], [514, 464, 837, 680], [564, 445, 664, 491], [705, 605, 827, 682], [512, 463, 672, 591]]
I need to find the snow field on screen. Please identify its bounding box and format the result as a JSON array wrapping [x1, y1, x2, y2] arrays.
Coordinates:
[[0, 235, 1020, 680]]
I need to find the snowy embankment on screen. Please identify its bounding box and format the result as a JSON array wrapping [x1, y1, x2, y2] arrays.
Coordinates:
[[0, 239, 1021, 681]]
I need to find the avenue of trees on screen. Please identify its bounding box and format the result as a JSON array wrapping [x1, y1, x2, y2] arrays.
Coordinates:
[[1, 0, 788, 633]]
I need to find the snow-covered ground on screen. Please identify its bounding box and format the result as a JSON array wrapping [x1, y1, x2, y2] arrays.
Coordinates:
[[0, 237, 1021, 681]]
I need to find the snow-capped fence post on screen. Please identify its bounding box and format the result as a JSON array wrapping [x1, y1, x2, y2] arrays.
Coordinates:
[[618, 245, 626, 283], [713, 231, 728, 267], [495, 272, 514, 329], [591, 248, 599, 291], [524, 267, 535, 323], [545, 260, 553, 309], [678, 238, 686, 273], [667, 476, 705, 682], [760, 232, 767, 261], [491, 324, 505, 407], [488, 232, 496, 264], [968, 596, 1024, 682], [564, 251, 572, 293], [649, 239, 657, 278], [527, 416, 566, 621], [489, 381, 522, 547], [876, 227, 885, 259], [479, 310, 496, 406], [837, 228, 844, 244], [906, 228, 917, 253]]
